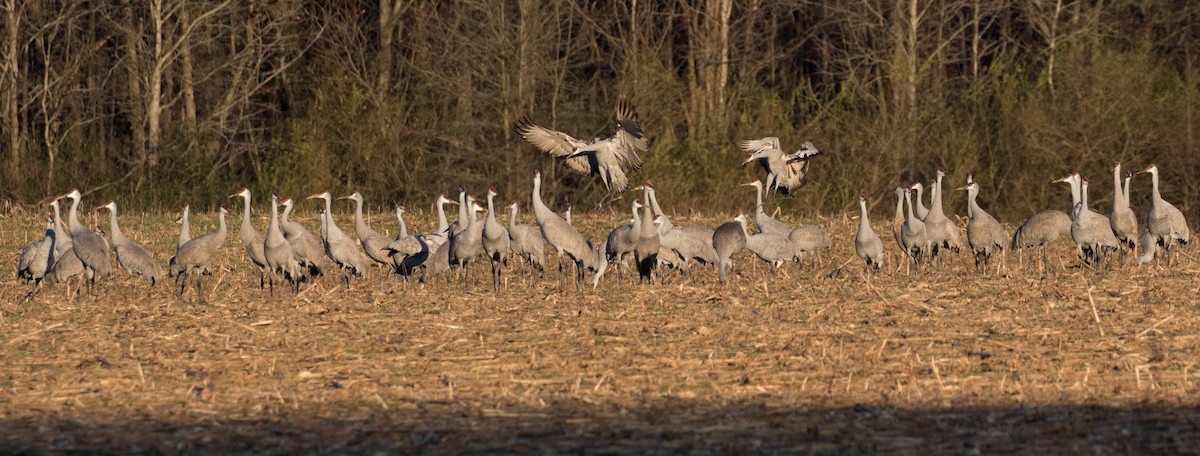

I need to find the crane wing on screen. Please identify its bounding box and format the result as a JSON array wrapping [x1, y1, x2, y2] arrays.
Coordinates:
[[785, 141, 822, 162], [514, 115, 592, 175], [613, 96, 648, 170], [737, 137, 780, 153]]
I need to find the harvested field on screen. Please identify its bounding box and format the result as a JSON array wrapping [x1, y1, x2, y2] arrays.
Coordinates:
[[2, 207, 1199, 454]]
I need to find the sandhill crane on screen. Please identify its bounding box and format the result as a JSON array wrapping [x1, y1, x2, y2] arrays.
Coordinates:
[[910, 182, 930, 221], [230, 188, 268, 289], [901, 186, 930, 270], [959, 181, 1009, 274], [176, 203, 191, 248], [169, 206, 228, 297], [1061, 175, 1120, 266], [891, 187, 907, 267], [634, 185, 660, 283], [1012, 205, 1071, 273], [280, 197, 324, 278], [604, 199, 642, 283], [922, 169, 962, 269], [644, 183, 717, 270], [341, 191, 394, 274], [55, 189, 112, 289], [552, 202, 574, 274], [385, 205, 429, 275], [735, 214, 794, 272], [450, 201, 486, 286], [737, 138, 823, 195], [713, 218, 747, 283], [420, 194, 456, 254], [563, 203, 573, 226], [482, 189, 511, 289], [515, 97, 648, 193], [48, 200, 72, 255], [531, 169, 594, 285], [789, 225, 832, 267], [308, 191, 370, 286], [263, 194, 304, 294], [18, 215, 56, 295], [1109, 164, 1139, 258], [99, 201, 162, 285], [507, 201, 545, 273], [855, 195, 883, 273], [1137, 230, 1157, 266], [1138, 164, 1191, 265], [448, 187, 472, 237], [742, 179, 791, 235]]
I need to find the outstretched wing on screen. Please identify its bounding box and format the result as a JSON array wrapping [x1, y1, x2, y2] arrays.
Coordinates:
[[786, 141, 822, 162], [737, 136, 780, 153], [612, 96, 646, 171], [514, 115, 592, 175]]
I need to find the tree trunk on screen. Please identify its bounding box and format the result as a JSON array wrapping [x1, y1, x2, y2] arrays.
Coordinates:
[[123, 0, 147, 175], [3, 0, 21, 183], [179, 7, 197, 138], [148, 0, 164, 169]]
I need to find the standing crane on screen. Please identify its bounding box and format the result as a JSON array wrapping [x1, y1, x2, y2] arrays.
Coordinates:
[[855, 195, 883, 273], [910, 182, 930, 221], [901, 185, 930, 270], [230, 188, 268, 289], [735, 214, 795, 273], [644, 182, 717, 271], [341, 191, 395, 275], [168, 206, 229, 298], [99, 201, 163, 286], [634, 185, 660, 283], [56, 189, 112, 290], [922, 169, 962, 270], [264, 194, 304, 294], [959, 181, 1009, 274], [280, 197, 324, 279], [18, 215, 56, 296], [385, 205, 429, 276], [307, 191, 370, 286], [482, 188, 510, 289], [1109, 163, 1139, 259], [737, 137, 823, 195], [49, 199, 73, 256], [713, 217, 747, 283], [515, 97, 648, 194], [891, 187, 907, 269], [789, 225, 832, 268], [450, 200, 486, 287], [741, 179, 791, 235], [531, 169, 593, 285], [507, 201, 545, 273], [603, 199, 642, 283], [1138, 164, 1191, 265]]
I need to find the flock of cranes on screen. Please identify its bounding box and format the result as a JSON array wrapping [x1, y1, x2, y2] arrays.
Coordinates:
[[13, 98, 1194, 299]]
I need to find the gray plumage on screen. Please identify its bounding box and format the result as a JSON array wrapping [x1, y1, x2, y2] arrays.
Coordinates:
[[231, 188, 268, 288], [922, 170, 962, 265], [264, 194, 303, 292], [386, 205, 429, 274], [737, 138, 822, 195], [169, 206, 229, 295], [176, 203, 191, 248], [280, 197, 324, 278], [482, 188, 511, 288], [49, 200, 72, 256], [450, 201, 486, 284], [343, 191, 394, 270], [737, 214, 794, 271], [100, 201, 162, 285], [961, 182, 1009, 273], [515, 97, 647, 193], [419, 194, 455, 254], [892, 187, 907, 254], [743, 179, 792, 236], [788, 225, 832, 264], [646, 184, 717, 270], [1109, 165, 1138, 251], [531, 170, 593, 282], [506, 201, 545, 271], [911, 182, 930, 221], [604, 199, 642, 282], [1140, 164, 1190, 259], [309, 192, 370, 281], [1062, 175, 1119, 264], [1012, 210, 1071, 249], [713, 219, 747, 283], [854, 195, 883, 272], [57, 189, 112, 284], [633, 186, 660, 282], [18, 216, 57, 286], [901, 187, 930, 263]]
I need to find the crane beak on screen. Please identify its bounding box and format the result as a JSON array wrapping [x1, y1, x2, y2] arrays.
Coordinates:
[[631, 185, 644, 191], [954, 186, 967, 192], [305, 194, 322, 200]]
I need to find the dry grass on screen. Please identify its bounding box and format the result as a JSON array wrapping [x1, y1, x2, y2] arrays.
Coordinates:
[[2, 204, 1199, 454]]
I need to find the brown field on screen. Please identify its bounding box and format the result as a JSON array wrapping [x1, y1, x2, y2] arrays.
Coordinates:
[[2, 204, 1199, 454]]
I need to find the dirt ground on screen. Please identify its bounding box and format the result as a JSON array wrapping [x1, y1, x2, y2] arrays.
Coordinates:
[[2, 205, 1199, 454]]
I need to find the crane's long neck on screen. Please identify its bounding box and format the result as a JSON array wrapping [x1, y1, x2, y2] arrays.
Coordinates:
[[215, 211, 228, 244], [1150, 170, 1162, 205], [52, 203, 66, 239], [1112, 167, 1124, 206], [107, 207, 123, 241], [241, 195, 253, 230], [486, 194, 498, 226], [630, 203, 641, 234], [532, 175, 549, 217], [859, 200, 870, 230], [436, 201, 449, 233], [67, 196, 83, 233], [754, 184, 764, 215], [323, 195, 345, 238], [508, 206, 519, 232], [648, 188, 663, 217], [281, 203, 293, 224], [457, 192, 467, 223], [1123, 175, 1132, 205], [737, 219, 749, 237], [904, 191, 916, 221], [353, 197, 368, 236], [915, 186, 927, 212], [1081, 182, 1090, 210], [1068, 179, 1080, 208], [894, 192, 904, 219], [181, 207, 191, 241], [269, 199, 280, 233], [396, 208, 409, 238], [967, 190, 982, 219]]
